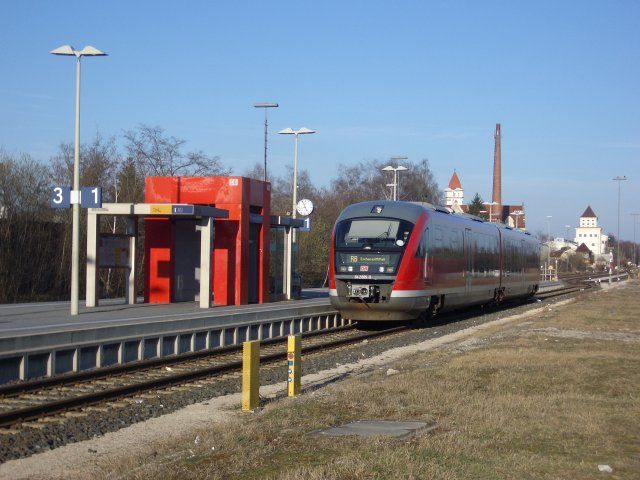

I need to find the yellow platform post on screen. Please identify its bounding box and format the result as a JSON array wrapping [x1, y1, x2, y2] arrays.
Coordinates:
[[287, 334, 301, 396], [242, 340, 260, 411]]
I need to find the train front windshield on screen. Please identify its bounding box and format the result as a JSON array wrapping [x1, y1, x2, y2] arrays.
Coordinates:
[[334, 218, 413, 275]]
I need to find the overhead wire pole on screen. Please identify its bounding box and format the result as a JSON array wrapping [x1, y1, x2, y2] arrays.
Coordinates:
[[612, 176, 627, 270], [631, 213, 640, 267], [253, 103, 278, 182], [51, 45, 107, 316]]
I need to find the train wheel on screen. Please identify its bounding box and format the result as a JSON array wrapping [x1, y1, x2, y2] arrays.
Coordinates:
[[411, 296, 440, 328]]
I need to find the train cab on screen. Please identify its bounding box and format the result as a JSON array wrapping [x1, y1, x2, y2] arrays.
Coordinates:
[[329, 201, 430, 321]]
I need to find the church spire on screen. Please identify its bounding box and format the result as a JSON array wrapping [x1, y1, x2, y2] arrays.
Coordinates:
[[445, 170, 464, 207]]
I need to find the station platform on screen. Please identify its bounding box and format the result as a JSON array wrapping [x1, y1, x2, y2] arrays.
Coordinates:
[[0, 282, 567, 384], [0, 289, 341, 384]]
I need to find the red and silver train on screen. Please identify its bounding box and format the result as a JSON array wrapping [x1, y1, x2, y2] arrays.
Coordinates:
[[329, 201, 540, 321]]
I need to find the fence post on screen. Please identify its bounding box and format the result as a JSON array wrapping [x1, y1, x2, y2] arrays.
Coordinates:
[[287, 334, 301, 397], [242, 340, 260, 411]]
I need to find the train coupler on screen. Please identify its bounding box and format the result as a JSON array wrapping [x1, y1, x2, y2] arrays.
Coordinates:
[[347, 284, 380, 303]]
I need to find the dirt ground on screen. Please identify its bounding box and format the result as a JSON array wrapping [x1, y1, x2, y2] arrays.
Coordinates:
[[2, 280, 638, 479]]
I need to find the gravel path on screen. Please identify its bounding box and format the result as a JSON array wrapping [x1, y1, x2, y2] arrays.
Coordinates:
[[0, 291, 591, 468]]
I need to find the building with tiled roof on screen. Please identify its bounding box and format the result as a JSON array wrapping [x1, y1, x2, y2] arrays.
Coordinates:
[[574, 206, 608, 255], [444, 170, 464, 209]]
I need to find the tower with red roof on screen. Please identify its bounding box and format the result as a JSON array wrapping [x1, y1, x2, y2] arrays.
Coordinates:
[[444, 170, 464, 209]]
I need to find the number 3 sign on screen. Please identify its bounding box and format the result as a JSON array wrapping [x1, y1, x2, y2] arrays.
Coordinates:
[[50, 186, 71, 208]]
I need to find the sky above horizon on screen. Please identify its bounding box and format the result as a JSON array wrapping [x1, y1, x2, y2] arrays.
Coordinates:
[[1, 1, 638, 239]]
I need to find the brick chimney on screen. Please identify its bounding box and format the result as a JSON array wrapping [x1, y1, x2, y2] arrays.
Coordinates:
[[492, 123, 502, 208]]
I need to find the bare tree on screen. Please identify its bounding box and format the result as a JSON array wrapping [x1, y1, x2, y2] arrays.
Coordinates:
[[0, 151, 66, 302], [124, 124, 229, 176], [243, 162, 266, 183]]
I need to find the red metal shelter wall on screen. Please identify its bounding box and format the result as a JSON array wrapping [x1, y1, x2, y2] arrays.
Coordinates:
[[144, 176, 270, 306]]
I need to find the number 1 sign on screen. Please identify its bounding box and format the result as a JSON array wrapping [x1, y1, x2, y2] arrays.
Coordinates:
[[80, 187, 103, 208]]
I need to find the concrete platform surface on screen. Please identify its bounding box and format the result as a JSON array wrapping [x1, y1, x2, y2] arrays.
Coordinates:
[[0, 289, 330, 338]]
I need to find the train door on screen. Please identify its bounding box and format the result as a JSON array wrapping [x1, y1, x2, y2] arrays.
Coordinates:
[[464, 228, 473, 295]]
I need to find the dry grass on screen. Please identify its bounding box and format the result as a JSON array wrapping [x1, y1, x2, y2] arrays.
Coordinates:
[[92, 282, 640, 479]]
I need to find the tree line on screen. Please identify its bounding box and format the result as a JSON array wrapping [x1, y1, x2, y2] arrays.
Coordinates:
[[0, 126, 441, 302]]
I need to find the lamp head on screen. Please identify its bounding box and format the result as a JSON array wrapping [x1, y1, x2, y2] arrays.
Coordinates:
[[278, 128, 295, 135], [50, 45, 107, 57], [78, 46, 107, 56], [254, 102, 278, 108], [50, 45, 75, 56]]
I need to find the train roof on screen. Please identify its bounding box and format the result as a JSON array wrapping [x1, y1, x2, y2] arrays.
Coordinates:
[[336, 201, 429, 223], [336, 200, 537, 240]]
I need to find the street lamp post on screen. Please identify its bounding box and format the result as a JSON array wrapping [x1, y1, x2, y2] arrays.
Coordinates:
[[512, 210, 523, 229], [382, 157, 408, 201], [278, 127, 316, 221], [631, 213, 640, 267], [546, 215, 552, 279], [253, 102, 278, 182], [278, 127, 316, 300], [51, 45, 107, 316], [612, 176, 627, 270]]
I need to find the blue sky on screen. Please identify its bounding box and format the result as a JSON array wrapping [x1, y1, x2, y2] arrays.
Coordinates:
[[1, 1, 638, 239]]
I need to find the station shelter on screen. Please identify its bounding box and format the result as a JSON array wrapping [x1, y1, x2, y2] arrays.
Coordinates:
[[145, 176, 274, 306]]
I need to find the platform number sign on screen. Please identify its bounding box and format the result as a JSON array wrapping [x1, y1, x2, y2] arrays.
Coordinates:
[[80, 187, 102, 208], [50, 186, 102, 209], [50, 186, 71, 209]]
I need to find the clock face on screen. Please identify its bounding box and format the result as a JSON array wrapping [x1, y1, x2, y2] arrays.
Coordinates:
[[296, 198, 314, 216]]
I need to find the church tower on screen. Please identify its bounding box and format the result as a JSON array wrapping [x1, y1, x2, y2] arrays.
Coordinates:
[[444, 170, 464, 208]]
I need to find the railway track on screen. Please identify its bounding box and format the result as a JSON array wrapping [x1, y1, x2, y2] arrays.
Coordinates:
[[0, 325, 406, 429], [0, 276, 609, 432]]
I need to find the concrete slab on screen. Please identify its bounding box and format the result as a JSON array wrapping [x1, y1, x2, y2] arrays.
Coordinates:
[[312, 420, 437, 439]]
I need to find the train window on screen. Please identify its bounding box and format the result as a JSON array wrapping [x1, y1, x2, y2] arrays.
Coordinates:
[[334, 218, 413, 250]]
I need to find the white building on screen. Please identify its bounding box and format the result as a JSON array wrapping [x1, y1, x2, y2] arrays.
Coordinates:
[[444, 171, 464, 209], [574, 206, 608, 256], [551, 237, 576, 252]]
